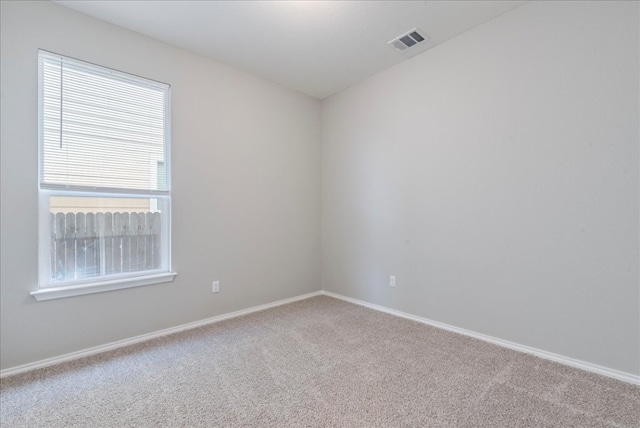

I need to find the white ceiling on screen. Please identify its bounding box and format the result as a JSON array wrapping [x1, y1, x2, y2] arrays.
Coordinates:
[[55, 1, 525, 99]]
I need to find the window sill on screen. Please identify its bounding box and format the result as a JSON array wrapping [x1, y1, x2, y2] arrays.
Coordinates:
[[30, 272, 177, 301]]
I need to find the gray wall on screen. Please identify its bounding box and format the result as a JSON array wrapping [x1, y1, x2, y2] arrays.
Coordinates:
[[2, 0, 638, 377], [322, 1, 639, 375], [1, 1, 322, 370]]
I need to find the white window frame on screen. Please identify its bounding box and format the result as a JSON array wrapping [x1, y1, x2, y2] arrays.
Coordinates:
[[32, 51, 176, 301]]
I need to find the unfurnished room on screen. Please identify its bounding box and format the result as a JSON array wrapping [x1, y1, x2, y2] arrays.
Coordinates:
[[0, 1, 638, 427]]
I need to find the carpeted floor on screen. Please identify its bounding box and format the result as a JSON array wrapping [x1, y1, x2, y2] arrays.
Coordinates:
[[1, 296, 638, 427]]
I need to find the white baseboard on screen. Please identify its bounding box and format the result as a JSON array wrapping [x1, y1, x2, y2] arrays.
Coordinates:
[[0, 290, 323, 378], [3, 289, 638, 386], [321, 291, 640, 386]]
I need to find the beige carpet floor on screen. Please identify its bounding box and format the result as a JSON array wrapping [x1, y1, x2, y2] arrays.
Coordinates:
[[1, 295, 638, 427]]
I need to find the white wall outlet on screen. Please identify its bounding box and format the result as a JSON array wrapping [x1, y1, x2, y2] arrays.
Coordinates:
[[390, 275, 396, 287], [212, 281, 220, 293]]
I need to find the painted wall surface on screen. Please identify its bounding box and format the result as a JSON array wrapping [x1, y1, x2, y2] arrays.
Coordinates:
[[322, 1, 639, 375], [0, 1, 321, 370]]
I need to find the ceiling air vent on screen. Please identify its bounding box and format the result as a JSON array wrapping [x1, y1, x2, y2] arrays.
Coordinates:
[[388, 28, 429, 52]]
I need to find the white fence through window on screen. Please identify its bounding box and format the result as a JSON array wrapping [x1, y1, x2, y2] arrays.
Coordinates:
[[49, 211, 162, 282]]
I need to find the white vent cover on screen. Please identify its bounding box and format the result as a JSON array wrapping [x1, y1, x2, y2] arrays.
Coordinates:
[[388, 28, 429, 51]]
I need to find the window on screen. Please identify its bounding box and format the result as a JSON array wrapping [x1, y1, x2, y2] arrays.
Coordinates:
[[33, 50, 175, 301]]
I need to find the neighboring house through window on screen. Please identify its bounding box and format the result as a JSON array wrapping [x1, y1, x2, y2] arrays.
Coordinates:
[[33, 50, 175, 300]]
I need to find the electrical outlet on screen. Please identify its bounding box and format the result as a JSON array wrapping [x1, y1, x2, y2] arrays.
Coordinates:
[[212, 281, 220, 293], [390, 275, 396, 287]]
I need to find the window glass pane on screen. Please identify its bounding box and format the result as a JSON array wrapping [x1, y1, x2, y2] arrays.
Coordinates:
[[157, 161, 166, 190], [48, 196, 163, 284]]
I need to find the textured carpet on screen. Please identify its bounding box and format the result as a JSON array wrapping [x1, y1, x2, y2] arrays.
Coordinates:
[[1, 296, 638, 427]]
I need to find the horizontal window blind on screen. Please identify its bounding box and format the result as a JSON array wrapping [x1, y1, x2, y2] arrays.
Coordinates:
[[38, 50, 170, 194]]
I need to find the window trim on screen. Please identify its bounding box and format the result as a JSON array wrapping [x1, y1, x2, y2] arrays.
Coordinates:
[[35, 51, 175, 300], [30, 272, 177, 301]]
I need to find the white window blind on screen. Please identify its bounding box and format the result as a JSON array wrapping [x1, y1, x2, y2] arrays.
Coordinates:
[[39, 50, 170, 195]]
